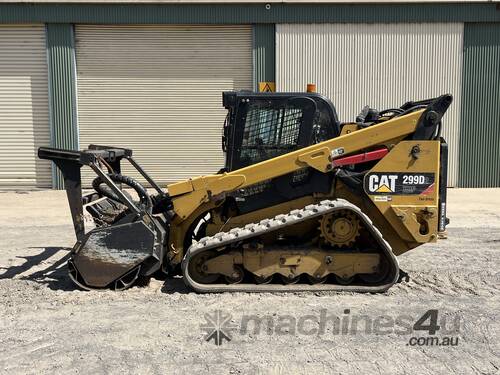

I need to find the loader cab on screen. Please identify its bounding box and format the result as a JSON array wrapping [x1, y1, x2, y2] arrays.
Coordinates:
[[221, 91, 340, 214], [222, 91, 340, 171]]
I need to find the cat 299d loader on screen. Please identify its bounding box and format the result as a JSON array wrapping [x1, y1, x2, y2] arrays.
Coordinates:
[[38, 91, 451, 293]]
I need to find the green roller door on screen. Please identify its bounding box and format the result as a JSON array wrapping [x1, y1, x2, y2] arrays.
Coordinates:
[[459, 23, 500, 187]]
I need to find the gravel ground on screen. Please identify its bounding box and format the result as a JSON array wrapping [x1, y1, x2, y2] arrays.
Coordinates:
[[0, 189, 499, 374]]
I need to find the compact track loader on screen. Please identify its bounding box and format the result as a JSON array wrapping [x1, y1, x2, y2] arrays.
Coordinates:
[[38, 91, 451, 292]]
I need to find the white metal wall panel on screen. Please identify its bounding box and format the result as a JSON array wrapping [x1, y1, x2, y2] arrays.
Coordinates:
[[75, 25, 252, 185], [0, 25, 51, 188], [276, 23, 463, 186]]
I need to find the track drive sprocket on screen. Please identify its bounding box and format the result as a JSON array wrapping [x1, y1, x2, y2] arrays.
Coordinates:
[[319, 210, 361, 247]]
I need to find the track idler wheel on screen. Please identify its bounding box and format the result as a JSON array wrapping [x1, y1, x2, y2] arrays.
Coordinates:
[[187, 250, 219, 284]]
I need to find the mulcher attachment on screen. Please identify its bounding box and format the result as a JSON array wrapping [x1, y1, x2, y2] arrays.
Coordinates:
[[38, 145, 170, 290]]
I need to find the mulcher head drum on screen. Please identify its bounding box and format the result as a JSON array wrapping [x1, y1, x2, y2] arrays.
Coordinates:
[[69, 221, 156, 288]]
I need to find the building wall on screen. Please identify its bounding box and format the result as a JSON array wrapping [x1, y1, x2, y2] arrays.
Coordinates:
[[46, 23, 78, 189], [0, 25, 51, 188], [276, 23, 463, 186], [0, 3, 498, 188], [75, 24, 253, 185]]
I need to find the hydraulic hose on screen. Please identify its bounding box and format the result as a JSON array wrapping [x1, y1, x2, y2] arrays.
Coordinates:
[[92, 174, 153, 211]]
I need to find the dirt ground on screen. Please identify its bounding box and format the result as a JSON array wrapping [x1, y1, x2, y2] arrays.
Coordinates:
[[0, 189, 499, 374]]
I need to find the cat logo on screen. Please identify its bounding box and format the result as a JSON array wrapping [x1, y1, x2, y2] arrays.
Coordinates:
[[364, 172, 435, 196], [367, 174, 398, 193]]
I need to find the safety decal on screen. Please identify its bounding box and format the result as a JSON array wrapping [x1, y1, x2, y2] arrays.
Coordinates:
[[363, 172, 435, 195], [258, 82, 276, 92]]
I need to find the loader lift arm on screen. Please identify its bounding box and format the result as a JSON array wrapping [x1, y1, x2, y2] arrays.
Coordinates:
[[168, 106, 431, 220]]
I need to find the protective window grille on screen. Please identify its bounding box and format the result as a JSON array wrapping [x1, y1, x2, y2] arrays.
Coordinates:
[[236, 102, 334, 199], [237, 104, 304, 197], [240, 104, 303, 166]]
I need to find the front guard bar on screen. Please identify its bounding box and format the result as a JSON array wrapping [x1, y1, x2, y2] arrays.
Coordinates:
[[38, 145, 163, 241]]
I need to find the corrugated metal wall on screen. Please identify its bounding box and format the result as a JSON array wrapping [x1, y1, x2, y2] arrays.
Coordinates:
[[276, 23, 463, 186], [0, 25, 51, 188], [2, 3, 500, 24], [459, 23, 500, 187], [46, 23, 78, 189], [253, 24, 276, 90], [75, 25, 252, 186]]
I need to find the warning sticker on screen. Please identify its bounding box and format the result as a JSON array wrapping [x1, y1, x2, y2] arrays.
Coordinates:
[[364, 172, 435, 195], [258, 82, 276, 92]]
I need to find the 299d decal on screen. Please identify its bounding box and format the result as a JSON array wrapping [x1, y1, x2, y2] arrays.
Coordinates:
[[364, 172, 435, 195]]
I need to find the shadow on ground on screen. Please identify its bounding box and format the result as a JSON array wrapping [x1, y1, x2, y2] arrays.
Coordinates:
[[161, 276, 191, 294], [0, 247, 77, 291], [0, 246, 194, 294]]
